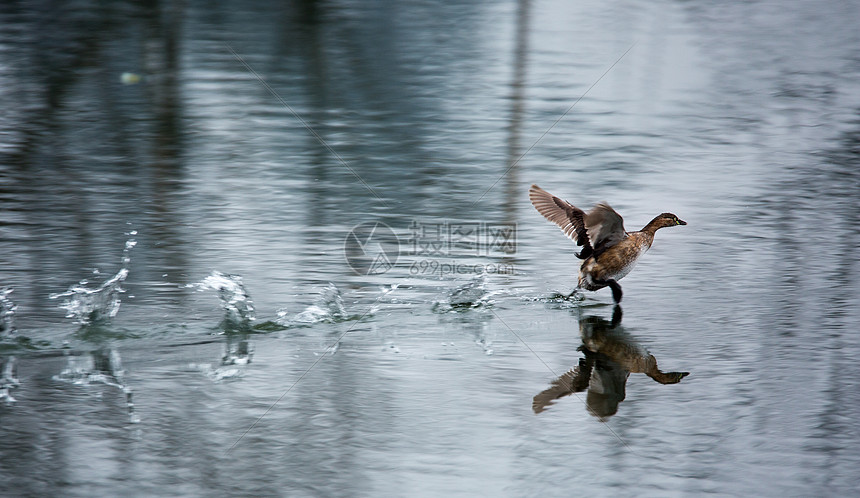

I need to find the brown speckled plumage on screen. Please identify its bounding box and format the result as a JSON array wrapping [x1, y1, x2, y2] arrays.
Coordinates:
[[529, 184, 686, 302]]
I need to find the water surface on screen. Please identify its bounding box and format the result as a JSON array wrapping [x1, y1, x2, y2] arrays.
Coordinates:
[[1, 0, 859, 495]]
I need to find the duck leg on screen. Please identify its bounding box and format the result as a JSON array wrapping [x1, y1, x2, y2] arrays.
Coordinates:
[[607, 279, 623, 303], [597, 278, 622, 303]]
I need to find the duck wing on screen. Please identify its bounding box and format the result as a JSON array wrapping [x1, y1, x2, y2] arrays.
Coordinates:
[[529, 184, 594, 259], [532, 356, 594, 414], [585, 202, 627, 256]]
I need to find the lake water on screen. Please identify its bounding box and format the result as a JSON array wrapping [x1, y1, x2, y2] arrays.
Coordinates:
[[2, 0, 859, 495]]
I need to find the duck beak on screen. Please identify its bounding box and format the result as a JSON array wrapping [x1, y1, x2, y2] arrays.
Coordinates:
[[677, 219, 687, 225]]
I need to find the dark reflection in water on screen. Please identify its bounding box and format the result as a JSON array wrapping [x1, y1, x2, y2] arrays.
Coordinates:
[[534, 306, 688, 419]]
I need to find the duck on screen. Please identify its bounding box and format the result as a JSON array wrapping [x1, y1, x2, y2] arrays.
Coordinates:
[[528, 184, 686, 303]]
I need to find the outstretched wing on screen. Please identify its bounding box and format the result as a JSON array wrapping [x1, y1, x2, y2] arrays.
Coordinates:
[[529, 184, 593, 259], [584, 202, 627, 257]]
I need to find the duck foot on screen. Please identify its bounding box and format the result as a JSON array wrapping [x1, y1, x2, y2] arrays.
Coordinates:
[[564, 288, 584, 301]]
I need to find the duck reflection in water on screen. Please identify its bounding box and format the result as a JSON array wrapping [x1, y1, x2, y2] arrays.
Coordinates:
[[533, 306, 689, 419]]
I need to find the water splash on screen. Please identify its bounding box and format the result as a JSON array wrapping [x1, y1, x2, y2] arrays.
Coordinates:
[[187, 272, 258, 380], [275, 283, 398, 328], [290, 283, 347, 324], [368, 283, 400, 315], [433, 273, 500, 312], [0, 287, 16, 336], [277, 283, 350, 326], [190, 271, 256, 332], [49, 234, 137, 325], [538, 290, 585, 303]]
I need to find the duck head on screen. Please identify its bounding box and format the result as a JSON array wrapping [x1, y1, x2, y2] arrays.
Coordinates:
[[654, 212, 686, 229], [641, 212, 686, 234]]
